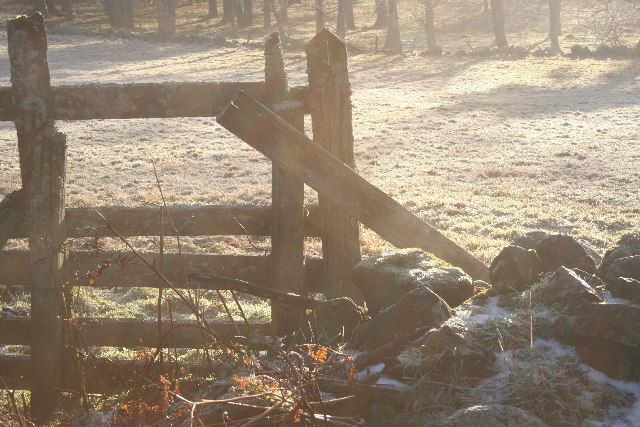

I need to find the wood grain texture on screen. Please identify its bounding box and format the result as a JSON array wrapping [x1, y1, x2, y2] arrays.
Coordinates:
[[216, 91, 490, 281]]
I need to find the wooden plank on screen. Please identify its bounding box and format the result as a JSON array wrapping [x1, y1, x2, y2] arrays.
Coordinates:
[[0, 317, 268, 348], [0, 84, 309, 121], [8, 13, 66, 421], [216, 91, 490, 282], [51, 82, 264, 120], [266, 32, 306, 337], [0, 355, 215, 392], [306, 29, 362, 302], [9, 204, 322, 238], [0, 249, 325, 292]]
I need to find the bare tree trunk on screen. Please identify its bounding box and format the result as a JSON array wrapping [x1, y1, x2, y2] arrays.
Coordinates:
[[490, 0, 508, 48], [373, 0, 388, 28], [242, 0, 252, 27], [264, 0, 271, 28], [207, 0, 218, 18], [384, 0, 401, 53], [345, 0, 355, 29], [123, 0, 135, 30], [157, 0, 176, 39], [222, 0, 233, 23], [33, 0, 49, 16], [280, 0, 288, 24], [315, 0, 325, 33], [424, 0, 440, 55], [336, 0, 346, 40], [44, 0, 59, 15], [233, 0, 245, 28], [272, 0, 288, 41], [549, 0, 561, 53], [59, 0, 74, 19]]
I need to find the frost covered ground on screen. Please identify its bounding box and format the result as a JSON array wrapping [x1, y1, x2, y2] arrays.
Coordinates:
[[0, 29, 639, 262]]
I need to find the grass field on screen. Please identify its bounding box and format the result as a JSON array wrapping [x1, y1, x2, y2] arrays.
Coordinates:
[[0, 0, 639, 320]]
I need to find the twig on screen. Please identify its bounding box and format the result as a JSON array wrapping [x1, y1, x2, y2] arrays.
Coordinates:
[[188, 273, 319, 308], [95, 210, 235, 351]]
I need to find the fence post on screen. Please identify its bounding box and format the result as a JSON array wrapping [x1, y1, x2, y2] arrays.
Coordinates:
[[265, 32, 306, 337], [8, 13, 67, 422], [306, 29, 362, 302]]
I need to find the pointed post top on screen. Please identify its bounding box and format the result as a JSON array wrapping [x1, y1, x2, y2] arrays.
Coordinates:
[[306, 28, 346, 54]]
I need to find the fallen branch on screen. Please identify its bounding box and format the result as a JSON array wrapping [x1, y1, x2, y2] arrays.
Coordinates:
[[187, 273, 319, 309]]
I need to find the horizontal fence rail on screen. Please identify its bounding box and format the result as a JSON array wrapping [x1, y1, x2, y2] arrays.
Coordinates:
[[9, 204, 322, 238], [0, 249, 325, 291], [0, 355, 213, 392], [0, 317, 267, 348], [0, 83, 308, 121]]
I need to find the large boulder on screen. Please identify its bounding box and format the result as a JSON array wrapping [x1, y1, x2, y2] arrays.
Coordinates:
[[609, 277, 640, 303], [353, 249, 473, 315], [554, 304, 640, 381], [311, 297, 367, 343], [513, 232, 599, 273], [531, 267, 603, 306], [489, 245, 543, 292], [600, 255, 640, 286], [351, 287, 452, 350], [598, 231, 640, 281], [441, 405, 547, 427]]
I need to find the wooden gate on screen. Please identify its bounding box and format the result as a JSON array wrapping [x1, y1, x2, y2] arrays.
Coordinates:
[[0, 14, 361, 421]]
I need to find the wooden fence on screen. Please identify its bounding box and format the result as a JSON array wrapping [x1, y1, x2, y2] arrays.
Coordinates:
[[0, 14, 489, 422], [0, 14, 362, 421]]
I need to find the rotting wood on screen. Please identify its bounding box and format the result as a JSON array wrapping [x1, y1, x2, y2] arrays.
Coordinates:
[[0, 317, 267, 348], [216, 91, 490, 282], [265, 32, 306, 337], [188, 273, 318, 308], [2, 249, 325, 292], [306, 29, 362, 302], [9, 204, 322, 238], [8, 13, 67, 422], [0, 84, 309, 121]]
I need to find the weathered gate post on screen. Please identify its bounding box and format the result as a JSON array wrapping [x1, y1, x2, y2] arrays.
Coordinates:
[[265, 32, 306, 337], [7, 13, 67, 422], [306, 29, 362, 302]]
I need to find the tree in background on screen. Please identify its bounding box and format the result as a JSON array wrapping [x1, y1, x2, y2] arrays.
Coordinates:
[[384, 0, 402, 52], [374, 0, 389, 28], [490, 0, 508, 48], [337, 0, 347, 39], [549, 0, 561, 53], [103, 0, 135, 30], [424, 0, 441, 54], [315, 0, 325, 32], [156, 0, 176, 38], [207, 0, 218, 18]]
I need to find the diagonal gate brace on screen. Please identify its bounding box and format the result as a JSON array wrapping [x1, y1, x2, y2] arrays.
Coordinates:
[[217, 91, 490, 282]]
